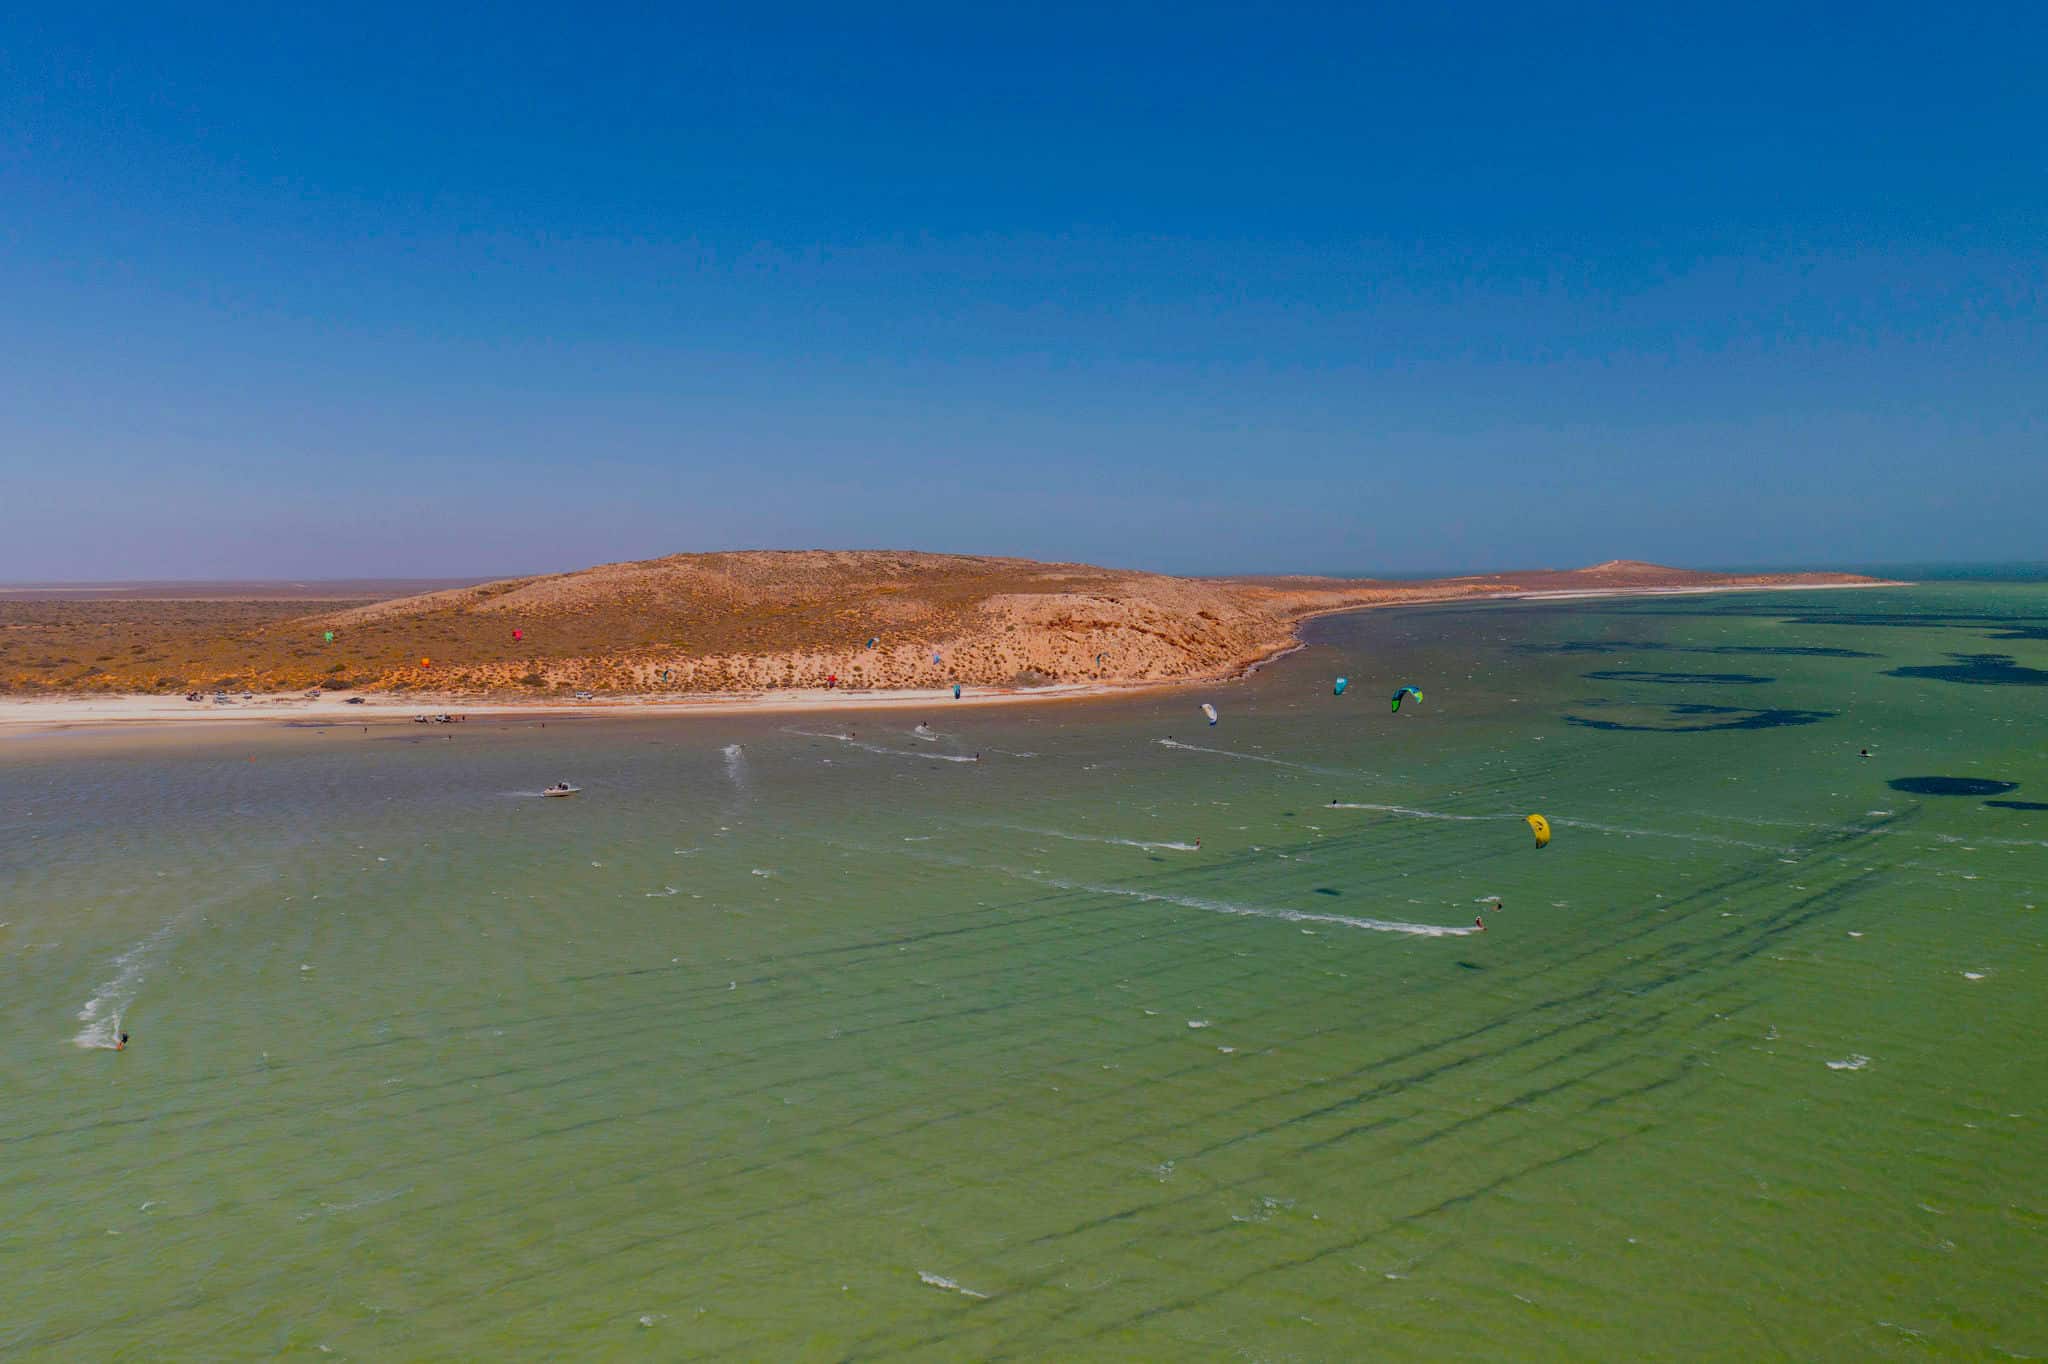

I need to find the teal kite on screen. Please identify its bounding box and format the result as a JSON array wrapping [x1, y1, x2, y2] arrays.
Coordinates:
[[1390, 685, 1424, 713]]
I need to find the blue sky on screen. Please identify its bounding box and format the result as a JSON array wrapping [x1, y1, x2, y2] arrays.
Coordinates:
[[2, 4, 2040, 579]]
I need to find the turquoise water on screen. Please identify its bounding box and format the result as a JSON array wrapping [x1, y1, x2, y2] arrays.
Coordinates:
[[3, 586, 2043, 1359]]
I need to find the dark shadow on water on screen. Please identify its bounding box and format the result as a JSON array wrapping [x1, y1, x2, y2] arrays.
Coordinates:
[[1594, 603, 2045, 626], [1587, 605, 2048, 644], [1563, 702, 1835, 733], [1523, 640, 1877, 658], [1984, 800, 2048, 811], [1312, 887, 1342, 897], [1888, 777, 2019, 797], [1885, 654, 2048, 686], [1455, 961, 1485, 971], [1583, 669, 1774, 685]]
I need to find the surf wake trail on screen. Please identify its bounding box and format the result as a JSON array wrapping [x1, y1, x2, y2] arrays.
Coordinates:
[[1155, 738, 1352, 776], [786, 728, 978, 762], [1031, 873, 1480, 937], [1326, 802, 1789, 852], [73, 919, 180, 1049], [996, 824, 1198, 852], [867, 839, 1474, 939]]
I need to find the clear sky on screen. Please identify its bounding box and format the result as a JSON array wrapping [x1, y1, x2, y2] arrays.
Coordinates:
[[2, 4, 2041, 579]]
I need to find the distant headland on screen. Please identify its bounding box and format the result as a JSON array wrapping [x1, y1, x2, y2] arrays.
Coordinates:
[[0, 552, 1894, 721]]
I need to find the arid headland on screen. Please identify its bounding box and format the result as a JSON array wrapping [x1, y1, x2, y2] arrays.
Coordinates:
[[0, 552, 1887, 700]]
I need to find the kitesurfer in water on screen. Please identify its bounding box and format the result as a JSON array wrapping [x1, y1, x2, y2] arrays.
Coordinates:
[[1859, 747, 1872, 759], [115, 1032, 129, 1052], [1475, 916, 1486, 932]]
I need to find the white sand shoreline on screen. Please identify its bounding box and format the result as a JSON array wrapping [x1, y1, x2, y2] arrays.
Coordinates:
[[0, 579, 1904, 735]]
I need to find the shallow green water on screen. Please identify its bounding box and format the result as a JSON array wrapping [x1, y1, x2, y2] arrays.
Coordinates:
[[3, 586, 2043, 1360]]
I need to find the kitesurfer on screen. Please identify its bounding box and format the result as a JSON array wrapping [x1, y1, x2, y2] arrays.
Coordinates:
[[1474, 916, 1486, 932], [115, 1032, 129, 1051]]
